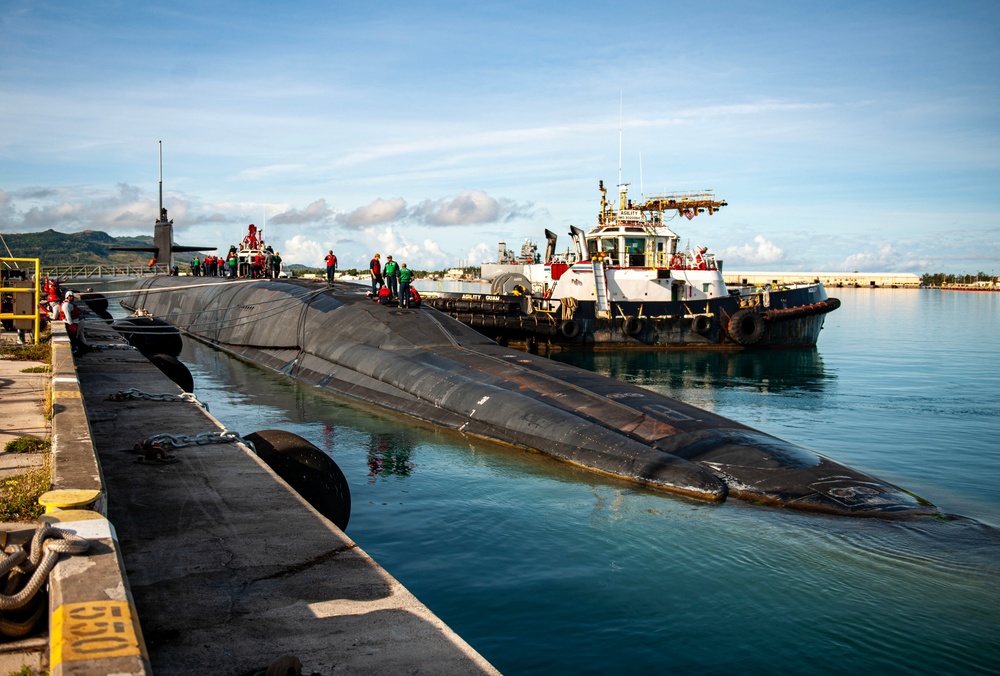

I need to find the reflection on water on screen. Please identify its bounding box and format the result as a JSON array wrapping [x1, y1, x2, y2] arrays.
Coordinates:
[[551, 347, 831, 395], [367, 432, 416, 482]]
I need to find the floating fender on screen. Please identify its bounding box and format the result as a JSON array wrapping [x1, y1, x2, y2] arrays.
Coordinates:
[[763, 297, 842, 323], [78, 292, 113, 320], [727, 309, 766, 345], [622, 316, 645, 337], [112, 316, 183, 356], [146, 353, 194, 393], [559, 319, 580, 339], [691, 314, 712, 335], [244, 430, 351, 532]]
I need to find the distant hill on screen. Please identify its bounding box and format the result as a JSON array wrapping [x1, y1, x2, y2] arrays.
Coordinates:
[[0, 229, 162, 266]]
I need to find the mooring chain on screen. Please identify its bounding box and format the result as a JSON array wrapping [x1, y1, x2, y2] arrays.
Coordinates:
[[0, 525, 90, 636], [133, 428, 255, 454], [109, 388, 208, 410]]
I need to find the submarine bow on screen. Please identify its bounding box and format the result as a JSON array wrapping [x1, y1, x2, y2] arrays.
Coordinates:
[[120, 277, 937, 518]]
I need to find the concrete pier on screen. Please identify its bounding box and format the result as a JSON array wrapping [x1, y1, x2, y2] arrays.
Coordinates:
[[35, 321, 499, 675]]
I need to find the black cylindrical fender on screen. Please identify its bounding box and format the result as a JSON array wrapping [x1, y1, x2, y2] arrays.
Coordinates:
[[112, 316, 183, 356], [146, 353, 194, 393], [244, 430, 351, 532]]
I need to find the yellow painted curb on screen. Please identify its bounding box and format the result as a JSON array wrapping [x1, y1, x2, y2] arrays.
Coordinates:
[[50, 600, 143, 668]]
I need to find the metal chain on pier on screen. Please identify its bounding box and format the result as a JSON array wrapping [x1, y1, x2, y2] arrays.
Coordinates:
[[133, 428, 255, 454], [0, 525, 90, 637], [89, 343, 139, 352], [109, 388, 208, 410]]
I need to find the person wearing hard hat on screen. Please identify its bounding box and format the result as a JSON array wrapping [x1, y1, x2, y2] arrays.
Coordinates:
[[61, 290, 85, 355]]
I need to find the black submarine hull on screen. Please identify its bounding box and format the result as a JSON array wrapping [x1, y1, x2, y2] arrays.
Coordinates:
[[120, 277, 936, 518]]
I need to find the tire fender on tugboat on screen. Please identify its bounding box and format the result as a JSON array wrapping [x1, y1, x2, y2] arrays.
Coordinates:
[[623, 316, 645, 337], [691, 314, 712, 335], [560, 319, 580, 339], [727, 308, 767, 345]]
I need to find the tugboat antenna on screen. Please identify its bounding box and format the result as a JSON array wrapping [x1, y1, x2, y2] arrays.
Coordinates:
[[618, 93, 623, 191]]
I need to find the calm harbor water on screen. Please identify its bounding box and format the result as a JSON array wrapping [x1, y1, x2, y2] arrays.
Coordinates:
[[159, 286, 997, 674]]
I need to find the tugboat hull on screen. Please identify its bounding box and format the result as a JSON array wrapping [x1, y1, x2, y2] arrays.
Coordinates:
[[427, 284, 841, 350]]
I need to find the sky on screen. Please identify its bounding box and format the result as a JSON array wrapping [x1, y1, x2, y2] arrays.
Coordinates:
[[1, 1, 998, 274]]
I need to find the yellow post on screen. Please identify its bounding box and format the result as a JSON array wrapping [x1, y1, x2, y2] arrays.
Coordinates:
[[0, 257, 42, 345]]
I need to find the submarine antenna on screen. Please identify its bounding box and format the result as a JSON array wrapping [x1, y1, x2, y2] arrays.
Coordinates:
[[158, 140, 163, 217]]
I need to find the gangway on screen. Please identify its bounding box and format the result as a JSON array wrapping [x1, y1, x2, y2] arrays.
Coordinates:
[[592, 259, 610, 319]]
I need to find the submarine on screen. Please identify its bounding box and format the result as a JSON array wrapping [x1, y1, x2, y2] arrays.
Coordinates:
[[118, 276, 937, 518]]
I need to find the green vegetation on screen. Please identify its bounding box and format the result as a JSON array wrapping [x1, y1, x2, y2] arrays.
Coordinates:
[[7, 666, 49, 676], [0, 455, 50, 522], [921, 271, 996, 286], [1, 229, 152, 266], [20, 365, 50, 374], [0, 331, 51, 362], [4, 437, 50, 454]]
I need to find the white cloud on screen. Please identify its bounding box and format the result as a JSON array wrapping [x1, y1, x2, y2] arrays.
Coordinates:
[[839, 244, 932, 272], [337, 197, 407, 228], [278, 235, 329, 267], [717, 235, 785, 266], [466, 242, 496, 266], [270, 199, 335, 226]]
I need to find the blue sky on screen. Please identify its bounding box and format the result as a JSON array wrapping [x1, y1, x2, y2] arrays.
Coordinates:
[[1, 1, 998, 274]]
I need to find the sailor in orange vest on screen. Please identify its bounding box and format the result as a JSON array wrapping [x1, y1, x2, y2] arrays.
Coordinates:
[[325, 250, 338, 285], [61, 290, 85, 355]]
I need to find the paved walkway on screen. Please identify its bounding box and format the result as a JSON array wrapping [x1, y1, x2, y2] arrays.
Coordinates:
[[0, 352, 49, 478]]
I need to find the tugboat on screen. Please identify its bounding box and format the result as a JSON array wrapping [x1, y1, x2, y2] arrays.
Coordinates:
[[424, 181, 839, 349]]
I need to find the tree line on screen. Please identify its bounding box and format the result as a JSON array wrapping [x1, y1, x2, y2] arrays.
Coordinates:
[[920, 272, 996, 286]]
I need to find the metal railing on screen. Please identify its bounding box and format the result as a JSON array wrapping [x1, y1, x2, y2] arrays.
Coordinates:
[[41, 264, 172, 278], [0, 257, 42, 344]]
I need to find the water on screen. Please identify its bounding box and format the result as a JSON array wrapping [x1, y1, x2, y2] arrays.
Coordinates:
[[159, 287, 998, 674]]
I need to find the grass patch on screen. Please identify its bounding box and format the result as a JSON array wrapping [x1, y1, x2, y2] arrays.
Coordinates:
[[0, 331, 52, 362], [20, 365, 51, 373], [0, 455, 50, 522], [4, 437, 50, 454]]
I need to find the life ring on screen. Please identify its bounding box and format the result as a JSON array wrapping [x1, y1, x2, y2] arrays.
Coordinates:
[[670, 254, 683, 268], [623, 316, 644, 337], [727, 308, 766, 345], [691, 315, 712, 335], [559, 319, 580, 339]]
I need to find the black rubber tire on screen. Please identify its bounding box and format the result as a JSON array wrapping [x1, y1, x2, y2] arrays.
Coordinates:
[[112, 316, 183, 356], [691, 315, 712, 335], [146, 353, 194, 393], [244, 430, 351, 532], [623, 316, 644, 337], [728, 309, 767, 345], [559, 319, 580, 339]]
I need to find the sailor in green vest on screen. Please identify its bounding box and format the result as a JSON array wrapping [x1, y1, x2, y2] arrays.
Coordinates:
[[398, 263, 414, 308], [384, 255, 400, 300]]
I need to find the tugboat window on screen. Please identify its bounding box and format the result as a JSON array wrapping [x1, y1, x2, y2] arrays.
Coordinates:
[[602, 238, 619, 264], [625, 237, 645, 267]]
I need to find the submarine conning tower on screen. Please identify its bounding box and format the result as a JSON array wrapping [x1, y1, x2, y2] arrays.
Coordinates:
[[119, 276, 938, 518]]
